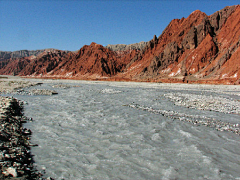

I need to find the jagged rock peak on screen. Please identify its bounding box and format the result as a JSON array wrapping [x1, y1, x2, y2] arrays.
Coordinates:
[[90, 42, 100, 46], [153, 35, 158, 42], [209, 5, 238, 31], [190, 9, 203, 14], [188, 9, 207, 19]]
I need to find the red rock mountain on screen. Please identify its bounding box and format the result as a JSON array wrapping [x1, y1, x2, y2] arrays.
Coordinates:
[[0, 5, 240, 84]]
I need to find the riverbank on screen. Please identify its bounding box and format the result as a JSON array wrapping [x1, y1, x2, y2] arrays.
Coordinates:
[[0, 96, 44, 179], [0, 76, 58, 96], [0, 76, 42, 94], [0, 76, 53, 179]]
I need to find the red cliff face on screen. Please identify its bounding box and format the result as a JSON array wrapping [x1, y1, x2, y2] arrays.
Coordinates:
[[119, 5, 240, 84], [0, 5, 239, 84]]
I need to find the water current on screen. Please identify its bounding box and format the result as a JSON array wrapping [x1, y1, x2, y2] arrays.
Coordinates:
[[13, 80, 240, 179]]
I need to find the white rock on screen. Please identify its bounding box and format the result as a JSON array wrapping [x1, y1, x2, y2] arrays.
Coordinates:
[[3, 167, 18, 177]]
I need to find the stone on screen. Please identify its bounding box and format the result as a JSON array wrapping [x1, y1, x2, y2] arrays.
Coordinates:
[[3, 167, 18, 177]]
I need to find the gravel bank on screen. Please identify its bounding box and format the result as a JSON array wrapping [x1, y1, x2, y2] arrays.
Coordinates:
[[125, 84, 240, 135], [0, 76, 58, 96], [16, 89, 58, 96], [127, 103, 240, 135], [0, 96, 52, 179], [164, 92, 240, 114], [0, 79, 42, 94]]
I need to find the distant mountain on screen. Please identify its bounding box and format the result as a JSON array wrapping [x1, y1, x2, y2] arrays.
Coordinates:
[[1, 5, 240, 84], [105, 41, 148, 51], [0, 49, 70, 72], [0, 49, 63, 60]]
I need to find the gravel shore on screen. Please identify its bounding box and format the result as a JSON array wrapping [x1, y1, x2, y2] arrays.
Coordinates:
[[0, 76, 54, 179], [126, 84, 240, 135], [0, 96, 44, 179], [127, 103, 240, 135], [164, 92, 240, 114], [0, 76, 57, 96], [0, 76, 42, 94]]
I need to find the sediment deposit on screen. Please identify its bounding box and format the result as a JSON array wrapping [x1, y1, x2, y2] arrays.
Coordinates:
[[164, 92, 240, 114], [0, 78, 42, 94]]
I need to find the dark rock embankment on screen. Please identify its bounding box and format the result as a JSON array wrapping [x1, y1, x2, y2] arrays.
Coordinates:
[[0, 96, 51, 179]]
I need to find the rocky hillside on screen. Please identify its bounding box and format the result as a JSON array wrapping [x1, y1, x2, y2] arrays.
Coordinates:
[[0, 5, 240, 84], [118, 5, 240, 84]]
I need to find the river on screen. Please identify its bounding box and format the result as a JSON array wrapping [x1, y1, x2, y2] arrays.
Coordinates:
[[13, 79, 240, 179]]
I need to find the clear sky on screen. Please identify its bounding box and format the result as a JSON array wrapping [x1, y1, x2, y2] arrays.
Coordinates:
[[0, 0, 239, 51]]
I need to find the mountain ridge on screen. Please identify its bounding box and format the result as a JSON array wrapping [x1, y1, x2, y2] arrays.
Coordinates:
[[0, 49, 68, 60], [0, 5, 240, 85]]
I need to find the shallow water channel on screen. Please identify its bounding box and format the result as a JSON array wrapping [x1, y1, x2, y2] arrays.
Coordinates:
[[14, 80, 240, 179]]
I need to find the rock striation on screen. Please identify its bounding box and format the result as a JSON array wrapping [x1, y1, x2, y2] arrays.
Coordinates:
[[119, 5, 240, 84], [0, 5, 240, 84]]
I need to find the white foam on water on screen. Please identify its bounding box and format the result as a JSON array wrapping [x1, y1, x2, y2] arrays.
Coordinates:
[[179, 129, 192, 138], [162, 166, 176, 180], [100, 88, 122, 94]]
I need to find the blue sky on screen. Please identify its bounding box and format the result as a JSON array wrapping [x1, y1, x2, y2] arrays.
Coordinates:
[[0, 0, 239, 51]]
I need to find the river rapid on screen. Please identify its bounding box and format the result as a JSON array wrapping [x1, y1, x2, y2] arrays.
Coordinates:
[[13, 79, 240, 180]]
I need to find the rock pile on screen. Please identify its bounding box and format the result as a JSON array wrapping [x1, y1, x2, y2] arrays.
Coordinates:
[[0, 96, 45, 179]]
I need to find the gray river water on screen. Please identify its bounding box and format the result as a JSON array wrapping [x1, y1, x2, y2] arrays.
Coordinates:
[[13, 80, 240, 179]]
